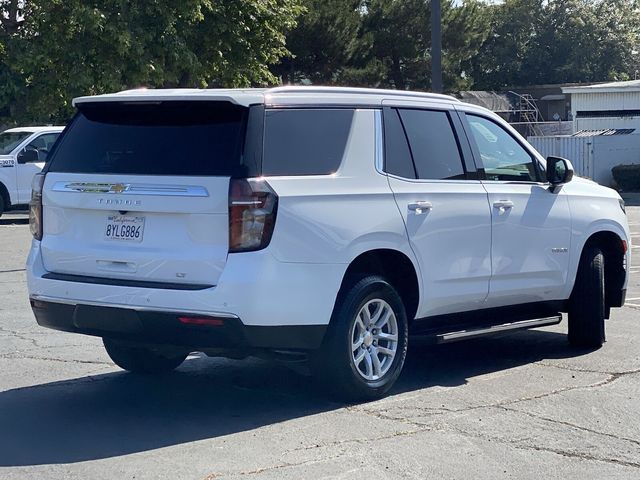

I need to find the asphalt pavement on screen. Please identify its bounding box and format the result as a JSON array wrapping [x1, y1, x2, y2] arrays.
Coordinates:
[[0, 208, 639, 479]]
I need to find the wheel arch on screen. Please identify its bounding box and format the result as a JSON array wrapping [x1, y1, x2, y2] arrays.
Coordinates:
[[337, 248, 420, 322], [573, 230, 627, 310]]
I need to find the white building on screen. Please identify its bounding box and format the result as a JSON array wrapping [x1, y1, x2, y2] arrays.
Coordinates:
[[563, 80, 640, 133]]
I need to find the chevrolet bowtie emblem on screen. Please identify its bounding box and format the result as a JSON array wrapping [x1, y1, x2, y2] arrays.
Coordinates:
[[109, 183, 128, 194]]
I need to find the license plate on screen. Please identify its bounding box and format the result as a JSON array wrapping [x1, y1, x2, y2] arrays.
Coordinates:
[[104, 215, 145, 242]]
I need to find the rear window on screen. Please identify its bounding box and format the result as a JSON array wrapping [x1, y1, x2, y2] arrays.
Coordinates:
[[47, 102, 248, 176], [263, 109, 354, 176]]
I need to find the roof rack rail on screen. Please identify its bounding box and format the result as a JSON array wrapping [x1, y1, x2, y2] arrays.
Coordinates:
[[265, 86, 459, 102]]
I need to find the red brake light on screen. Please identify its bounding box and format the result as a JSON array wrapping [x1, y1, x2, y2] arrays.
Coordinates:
[[229, 178, 278, 252]]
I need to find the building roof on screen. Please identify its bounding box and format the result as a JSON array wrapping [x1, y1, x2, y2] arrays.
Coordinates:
[[563, 80, 640, 94], [572, 129, 636, 137], [2, 126, 65, 133], [73, 86, 460, 108]]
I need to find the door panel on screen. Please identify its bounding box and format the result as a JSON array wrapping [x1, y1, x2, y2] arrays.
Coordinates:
[[461, 112, 572, 306], [382, 106, 491, 317], [484, 183, 571, 306], [388, 178, 492, 317]]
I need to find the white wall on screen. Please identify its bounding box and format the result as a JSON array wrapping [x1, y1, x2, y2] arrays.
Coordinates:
[[571, 91, 640, 114], [575, 116, 640, 132], [570, 91, 640, 133], [529, 134, 640, 186]]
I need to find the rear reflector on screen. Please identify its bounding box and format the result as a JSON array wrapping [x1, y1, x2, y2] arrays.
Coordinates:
[[178, 316, 225, 326]]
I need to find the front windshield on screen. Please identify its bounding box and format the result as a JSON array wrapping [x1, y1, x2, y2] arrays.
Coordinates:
[[0, 131, 31, 155]]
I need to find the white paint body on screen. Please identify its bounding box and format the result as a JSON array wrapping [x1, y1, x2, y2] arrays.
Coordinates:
[[0, 126, 64, 208], [26, 88, 630, 328]]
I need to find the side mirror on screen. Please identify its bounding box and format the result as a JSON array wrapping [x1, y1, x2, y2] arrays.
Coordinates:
[[17, 148, 39, 164], [546, 156, 574, 187]]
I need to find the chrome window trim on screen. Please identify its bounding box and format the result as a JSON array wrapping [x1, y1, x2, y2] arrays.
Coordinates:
[[374, 109, 384, 174]]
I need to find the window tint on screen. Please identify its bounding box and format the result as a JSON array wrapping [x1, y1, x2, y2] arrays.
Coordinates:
[[0, 131, 31, 155], [48, 102, 247, 176], [384, 108, 416, 178], [467, 114, 539, 182], [263, 109, 354, 176], [24, 133, 60, 162], [398, 109, 465, 180]]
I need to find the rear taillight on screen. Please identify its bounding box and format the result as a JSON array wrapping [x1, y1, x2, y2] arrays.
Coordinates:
[[229, 178, 278, 252], [29, 173, 45, 241]]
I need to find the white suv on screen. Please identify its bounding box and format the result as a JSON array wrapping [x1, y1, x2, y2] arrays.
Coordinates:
[[26, 87, 630, 400], [0, 126, 64, 216]]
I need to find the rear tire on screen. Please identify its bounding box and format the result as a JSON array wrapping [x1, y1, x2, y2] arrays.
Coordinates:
[[312, 275, 408, 402], [0, 194, 5, 217], [103, 338, 188, 374], [568, 246, 606, 348]]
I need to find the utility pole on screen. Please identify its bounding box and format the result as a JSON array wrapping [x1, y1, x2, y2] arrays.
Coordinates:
[[431, 0, 442, 93]]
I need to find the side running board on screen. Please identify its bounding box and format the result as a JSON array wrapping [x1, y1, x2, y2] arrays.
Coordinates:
[[436, 315, 562, 344]]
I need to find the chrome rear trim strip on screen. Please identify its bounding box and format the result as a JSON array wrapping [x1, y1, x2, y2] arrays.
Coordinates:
[[52, 182, 209, 197]]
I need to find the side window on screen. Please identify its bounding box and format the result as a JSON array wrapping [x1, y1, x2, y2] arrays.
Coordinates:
[[24, 133, 60, 162], [466, 115, 539, 182], [263, 109, 354, 176], [383, 108, 416, 178], [397, 109, 466, 180]]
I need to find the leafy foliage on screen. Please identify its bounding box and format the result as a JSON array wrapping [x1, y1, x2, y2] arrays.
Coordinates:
[[0, 0, 302, 124]]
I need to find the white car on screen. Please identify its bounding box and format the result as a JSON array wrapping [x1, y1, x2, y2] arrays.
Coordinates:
[[0, 126, 64, 216], [26, 87, 630, 400]]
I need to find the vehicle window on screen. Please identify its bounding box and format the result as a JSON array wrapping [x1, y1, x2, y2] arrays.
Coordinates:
[[23, 133, 60, 162], [466, 114, 539, 182], [0, 131, 31, 155], [48, 102, 248, 176], [263, 109, 354, 176], [398, 109, 466, 180], [384, 108, 416, 178]]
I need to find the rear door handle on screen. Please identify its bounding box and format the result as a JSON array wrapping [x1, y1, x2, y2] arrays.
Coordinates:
[[493, 200, 514, 209], [408, 201, 433, 214]]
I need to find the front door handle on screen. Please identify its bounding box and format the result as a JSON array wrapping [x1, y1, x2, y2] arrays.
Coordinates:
[[493, 200, 514, 209], [408, 201, 433, 214]]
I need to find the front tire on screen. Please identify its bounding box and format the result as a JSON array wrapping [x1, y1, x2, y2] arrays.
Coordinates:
[[568, 246, 606, 348], [312, 275, 409, 401], [103, 338, 188, 374]]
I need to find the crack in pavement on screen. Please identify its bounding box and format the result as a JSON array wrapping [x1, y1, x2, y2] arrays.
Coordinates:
[[446, 423, 640, 469], [0, 325, 42, 348], [501, 404, 640, 449], [0, 268, 26, 274], [535, 361, 640, 377], [289, 425, 430, 454], [0, 352, 113, 366], [202, 452, 348, 479]]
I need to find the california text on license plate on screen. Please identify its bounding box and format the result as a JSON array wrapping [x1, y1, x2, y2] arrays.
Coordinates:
[[104, 215, 145, 242]]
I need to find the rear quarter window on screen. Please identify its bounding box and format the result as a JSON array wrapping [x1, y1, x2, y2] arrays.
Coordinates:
[[262, 109, 355, 176]]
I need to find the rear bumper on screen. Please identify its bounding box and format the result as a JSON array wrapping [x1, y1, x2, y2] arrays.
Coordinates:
[[30, 297, 327, 351]]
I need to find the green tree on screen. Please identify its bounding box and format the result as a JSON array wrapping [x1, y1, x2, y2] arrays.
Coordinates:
[[0, 0, 303, 124], [276, 0, 490, 92], [274, 0, 364, 84], [469, 0, 640, 89]]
